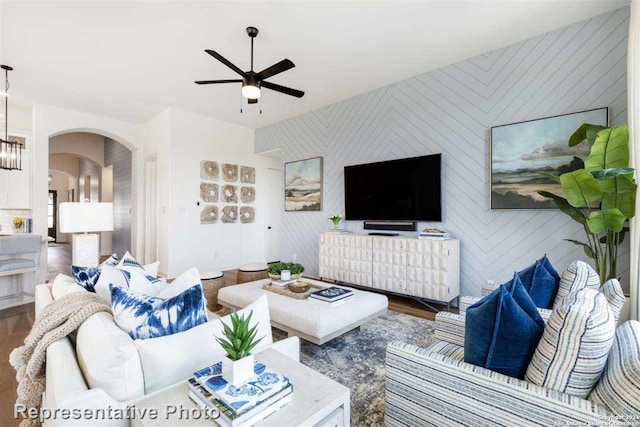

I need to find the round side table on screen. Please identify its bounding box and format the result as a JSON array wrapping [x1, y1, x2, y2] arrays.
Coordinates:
[[236, 262, 268, 284], [199, 269, 225, 312]]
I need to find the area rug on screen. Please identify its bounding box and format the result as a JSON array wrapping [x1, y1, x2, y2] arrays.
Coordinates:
[[273, 311, 435, 426]]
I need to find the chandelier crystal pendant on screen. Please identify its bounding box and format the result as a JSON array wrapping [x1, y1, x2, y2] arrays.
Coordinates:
[[0, 65, 23, 171]]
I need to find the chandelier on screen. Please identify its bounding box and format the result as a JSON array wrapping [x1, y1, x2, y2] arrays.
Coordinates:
[[0, 65, 23, 170]]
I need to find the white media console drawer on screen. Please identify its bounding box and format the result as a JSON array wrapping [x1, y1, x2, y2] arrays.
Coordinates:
[[319, 232, 460, 303]]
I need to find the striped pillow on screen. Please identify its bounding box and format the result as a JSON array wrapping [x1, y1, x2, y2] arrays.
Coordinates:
[[525, 288, 616, 398], [589, 321, 640, 418], [553, 261, 600, 309], [600, 278, 625, 323]]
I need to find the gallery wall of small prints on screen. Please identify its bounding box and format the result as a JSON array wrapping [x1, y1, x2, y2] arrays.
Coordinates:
[[200, 161, 256, 225]]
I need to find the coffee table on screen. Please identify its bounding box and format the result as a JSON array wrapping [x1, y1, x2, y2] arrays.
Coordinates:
[[130, 349, 350, 427], [217, 278, 388, 345]]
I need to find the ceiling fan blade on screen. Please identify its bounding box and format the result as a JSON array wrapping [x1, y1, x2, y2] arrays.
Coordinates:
[[248, 98, 258, 104], [205, 50, 247, 77], [255, 59, 295, 81], [261, 81, 305, 98], [194, 79, 243, 85]]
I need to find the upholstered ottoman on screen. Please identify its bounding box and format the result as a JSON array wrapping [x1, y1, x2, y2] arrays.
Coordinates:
[[217, 278, 388, 344], [236, 262, 268, 284]]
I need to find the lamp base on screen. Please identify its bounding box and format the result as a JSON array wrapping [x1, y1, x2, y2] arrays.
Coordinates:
[[72, 234, 100, 267]]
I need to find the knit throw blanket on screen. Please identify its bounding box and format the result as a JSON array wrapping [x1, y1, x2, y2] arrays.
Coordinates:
[[9, 292, 112, 427]]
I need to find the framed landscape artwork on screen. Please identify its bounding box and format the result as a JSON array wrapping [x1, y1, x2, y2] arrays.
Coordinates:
[[285, 156, 323, 211], [490, 107, 609, 210]]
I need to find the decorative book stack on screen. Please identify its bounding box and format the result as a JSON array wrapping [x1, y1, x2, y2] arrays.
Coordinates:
[[189, 361, 293, 427], [309, 287, 354, 305], [418, 227, 451, 240], [270, 278, 297, 288]]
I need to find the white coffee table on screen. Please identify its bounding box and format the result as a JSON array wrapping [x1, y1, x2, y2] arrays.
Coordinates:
[[130, 349, 350, 427], [217, 278, 388, 345]]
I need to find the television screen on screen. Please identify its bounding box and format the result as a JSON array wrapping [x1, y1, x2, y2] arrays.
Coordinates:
[[344, 154, 441, 221]]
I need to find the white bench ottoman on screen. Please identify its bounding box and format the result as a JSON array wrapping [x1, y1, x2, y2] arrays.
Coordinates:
[[217, 278, 388, 345]]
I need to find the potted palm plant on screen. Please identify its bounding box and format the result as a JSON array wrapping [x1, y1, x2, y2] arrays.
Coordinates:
[[538, 124, 636, 283], [216, 310, 263, 386]]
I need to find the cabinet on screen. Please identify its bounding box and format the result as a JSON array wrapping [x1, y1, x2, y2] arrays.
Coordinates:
[[319, 232, 460, 303]]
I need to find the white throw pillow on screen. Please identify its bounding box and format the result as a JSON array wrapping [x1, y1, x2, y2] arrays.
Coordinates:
[[118, 251, 160, 277], [134, 295, 273, 393], [51, 274, 87, 300], [94, 265, 132, 303], [76, 312, 145, 402]]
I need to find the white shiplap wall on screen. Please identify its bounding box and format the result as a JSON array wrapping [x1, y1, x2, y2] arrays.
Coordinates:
[[255, 8, 630, 296]]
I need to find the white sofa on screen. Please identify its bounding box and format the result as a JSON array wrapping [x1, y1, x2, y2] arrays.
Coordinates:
[[35, 282, 300, 426]]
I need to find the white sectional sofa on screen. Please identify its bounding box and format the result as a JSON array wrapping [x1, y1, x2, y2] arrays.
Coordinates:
[[35, 282, 300, 426]]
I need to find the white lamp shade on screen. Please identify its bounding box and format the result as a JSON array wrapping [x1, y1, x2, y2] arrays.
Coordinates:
[[59, 202, 114, 233]]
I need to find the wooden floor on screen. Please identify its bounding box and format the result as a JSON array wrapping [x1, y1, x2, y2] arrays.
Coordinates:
[[0, 263, 450, 426]]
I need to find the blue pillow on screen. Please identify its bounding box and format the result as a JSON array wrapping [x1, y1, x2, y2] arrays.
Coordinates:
[[110, 284, 207, 340], [71, 253, 120, 292], [464, 274, 545, 379], [517, 255, 560, 309]]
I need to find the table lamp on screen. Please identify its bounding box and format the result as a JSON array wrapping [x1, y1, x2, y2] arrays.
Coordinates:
[[59, 202, 114, 267]]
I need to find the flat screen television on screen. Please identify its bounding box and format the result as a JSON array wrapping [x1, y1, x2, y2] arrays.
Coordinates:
[[344, 154, 441, 221]]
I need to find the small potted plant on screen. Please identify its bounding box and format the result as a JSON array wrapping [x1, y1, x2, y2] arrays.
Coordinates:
[[329, 213, 343, 230], [268, 262, 305, 280], [216, 310, 263, 386]]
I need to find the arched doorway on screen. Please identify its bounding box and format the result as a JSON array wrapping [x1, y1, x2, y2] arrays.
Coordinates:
[[47, 131, 133, 278]]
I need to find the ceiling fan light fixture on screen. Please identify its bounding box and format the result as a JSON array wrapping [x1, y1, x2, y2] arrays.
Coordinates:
[[241, 83, 261, 99]]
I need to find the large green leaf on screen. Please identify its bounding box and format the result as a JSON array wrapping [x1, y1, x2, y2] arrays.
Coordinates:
[[538, 191, 587, 225], [600, 176, 637, 218], [568, 123, 608, 147], [591, 167, 635, 181], [559, 169, 603, 207], [566, 239, 595, 259], [584, 125, 630, 172], [586, 209, 626, 234]]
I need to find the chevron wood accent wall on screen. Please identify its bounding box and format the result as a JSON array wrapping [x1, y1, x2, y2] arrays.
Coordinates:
[[255, 8, 630, 297]]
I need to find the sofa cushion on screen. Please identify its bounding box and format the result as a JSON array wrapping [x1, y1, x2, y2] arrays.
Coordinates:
[[525, 288, 616, 398], [553, 260, 600, 309], [464, 274, 545, 379], [589, 320, 640, 418], [134, 295, 274, 393], [76, 311, 145, 402], [517, 255, 560, 309], [110, 283, 207, 340], [51, 274, 86, 300]]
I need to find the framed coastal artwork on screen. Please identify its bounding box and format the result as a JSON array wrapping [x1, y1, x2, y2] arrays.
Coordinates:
[[490, 107, 609, 210], [284, 156, 323, 211]]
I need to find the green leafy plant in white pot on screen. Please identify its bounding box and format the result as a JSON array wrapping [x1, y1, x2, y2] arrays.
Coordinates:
[[538, 124, 636, 283], [216, 311, 263, 386]]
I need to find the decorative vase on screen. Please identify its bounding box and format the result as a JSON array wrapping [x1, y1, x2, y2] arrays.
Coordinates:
[[222, 354, 254, 387], [332, 221, 339, 230]]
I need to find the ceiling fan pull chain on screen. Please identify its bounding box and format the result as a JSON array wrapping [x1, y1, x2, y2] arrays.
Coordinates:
[[239, 93, 243, 114]]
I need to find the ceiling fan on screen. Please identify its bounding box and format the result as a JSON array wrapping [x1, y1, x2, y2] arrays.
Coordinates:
[[195, 26, 304, 105]]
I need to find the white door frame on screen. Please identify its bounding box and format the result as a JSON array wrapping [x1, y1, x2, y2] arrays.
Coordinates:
[[144, 154, 158, 264]]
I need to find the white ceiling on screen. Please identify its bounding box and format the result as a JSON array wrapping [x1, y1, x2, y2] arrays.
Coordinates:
[[1, 1, 630, 129]]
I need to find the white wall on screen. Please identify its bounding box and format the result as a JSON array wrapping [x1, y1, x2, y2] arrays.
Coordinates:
[[140, 108, 277, 277], [141, 108, 172, 272]]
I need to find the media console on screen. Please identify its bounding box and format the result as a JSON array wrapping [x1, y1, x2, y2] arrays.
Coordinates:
[[318, 232, 460, 307]]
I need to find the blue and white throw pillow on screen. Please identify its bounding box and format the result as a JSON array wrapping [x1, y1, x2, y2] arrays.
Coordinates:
[[71, 253, 120, 292], [110, 283, 207, 340]]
